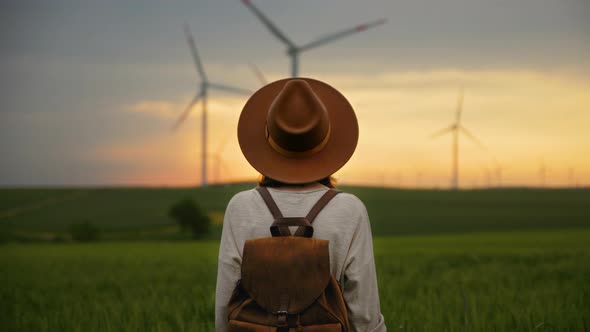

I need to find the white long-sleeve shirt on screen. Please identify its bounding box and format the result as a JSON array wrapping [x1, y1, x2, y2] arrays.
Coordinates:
[[215, 185, 386, 331]]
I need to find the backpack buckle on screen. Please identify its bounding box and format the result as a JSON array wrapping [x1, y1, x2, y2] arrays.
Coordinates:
[[276, 294, 289, 330], [276, 310, 288, 331]]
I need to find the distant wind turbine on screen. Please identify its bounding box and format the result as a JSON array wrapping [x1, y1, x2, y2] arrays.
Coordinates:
[[431, 90, 486, 190], [492, 158, 505, 188], [568, 166, 576, 188], [172, 24, 252, 187], [241, 0, 387, 77], [538, 158, 547, 187], [212, 134, 232, 184], [484, 167, 492, 188], [494, 165, 503, 188]]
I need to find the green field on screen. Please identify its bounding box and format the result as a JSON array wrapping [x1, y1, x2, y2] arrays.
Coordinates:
[[1, 230, 589, 331], [1, 185, 589, 331], [1, 185, 589, 239]]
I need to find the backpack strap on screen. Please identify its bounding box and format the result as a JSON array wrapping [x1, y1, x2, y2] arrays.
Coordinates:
[[294, 189, 340, 237], [256, 186, 341, 238], [256, 186, 283, 219], [305, 189, 341, 224], [256, 186, 291, 236], [270, 218, 313, 238]]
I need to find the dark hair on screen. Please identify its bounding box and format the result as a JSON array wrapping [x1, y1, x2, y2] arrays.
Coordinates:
[[258, 175, 337, 189]]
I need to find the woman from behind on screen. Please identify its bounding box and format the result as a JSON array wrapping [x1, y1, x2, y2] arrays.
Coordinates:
[[215, 78, 386, 331]]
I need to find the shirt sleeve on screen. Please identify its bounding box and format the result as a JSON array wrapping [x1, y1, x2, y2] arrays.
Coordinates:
[[342, 200, 387, 332], [215, 196, 242, 332]]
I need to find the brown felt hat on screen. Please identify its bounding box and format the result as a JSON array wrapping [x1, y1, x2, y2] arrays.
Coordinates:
[[238, 77, 359, 184]]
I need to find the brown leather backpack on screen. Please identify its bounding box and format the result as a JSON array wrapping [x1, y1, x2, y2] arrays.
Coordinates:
[[226, 186, 351, 332]]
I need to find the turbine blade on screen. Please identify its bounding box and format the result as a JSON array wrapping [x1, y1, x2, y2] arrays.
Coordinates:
[[184, 24, 207, 82], [455, 88, 464, 124], [171, 92, 202, 131], [249, 62, 268, 86], [241, 0, 295, 48], [298, 18, 387, 52], [209, 82, 252, 95], [430, 125, 455, 138], [460, 126, 486, 149]]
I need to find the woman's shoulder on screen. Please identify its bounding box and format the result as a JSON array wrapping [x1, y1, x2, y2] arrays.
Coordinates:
[[225, 188, 260, 210], [226, 187, 367, 215], [333, 191, 366, 208], [331, 192, 370, 220]]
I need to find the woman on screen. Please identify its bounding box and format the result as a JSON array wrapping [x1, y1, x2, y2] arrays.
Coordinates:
[[215, 78, 386, 331]]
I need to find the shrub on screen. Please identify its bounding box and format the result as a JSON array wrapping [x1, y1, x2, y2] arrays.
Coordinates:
[[52, 234, 67, 243], [169, 199, 211, 239], [69, 222, 100, 242]]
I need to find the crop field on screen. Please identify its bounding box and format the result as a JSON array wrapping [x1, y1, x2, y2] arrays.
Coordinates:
[[1, 185, 589, 331], [1, 230, 589, 331], [1, 185, 589, 239]]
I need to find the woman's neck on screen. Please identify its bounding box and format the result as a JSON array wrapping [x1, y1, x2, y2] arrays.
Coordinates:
[[269, 182, 327, 192]]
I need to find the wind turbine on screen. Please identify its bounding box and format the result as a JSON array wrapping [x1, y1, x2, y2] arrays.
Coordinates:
[[568, 166, 576, 188], [484, 167, 491, 188], [249, 62, 268, 85], [538, 158, 547, 187], [241, 0, 386, 77], [172, 24, 252, 187], [211, 134, 232, 184], [492, 158, 505, 188], [431, 90, 485, 190]]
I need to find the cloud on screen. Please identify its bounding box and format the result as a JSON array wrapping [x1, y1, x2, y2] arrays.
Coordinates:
[[3, 67, 589, 187], [125, 95, 248, 120], [87, 69, 590, 187], [126, 100, 182, 119]]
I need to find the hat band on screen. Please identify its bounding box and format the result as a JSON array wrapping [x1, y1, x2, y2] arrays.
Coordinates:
[[265, 126, 331, 158]]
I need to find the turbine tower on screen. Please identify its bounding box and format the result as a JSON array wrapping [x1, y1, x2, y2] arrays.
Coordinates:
[[431, 90, 485, 189], [492, 158, 504, 188], [538, 158, 547, 187], [212, 134, 232, 184], [241, 0, 386, 77], [568, 166, 576, 187], [172, 24, 251, 187]]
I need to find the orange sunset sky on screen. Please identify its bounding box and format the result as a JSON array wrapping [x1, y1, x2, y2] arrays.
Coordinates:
[[109, 69, 590, 188]]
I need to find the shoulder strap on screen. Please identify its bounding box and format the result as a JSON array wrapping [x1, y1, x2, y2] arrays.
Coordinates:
[[305, 189, 341, 224], [256, 186, 291, 236], [256, 186, 283, 219], [256, 186, 341, 237], [293, 189, 340, 237]]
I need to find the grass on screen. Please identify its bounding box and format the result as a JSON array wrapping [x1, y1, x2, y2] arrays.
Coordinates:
[[0, 184, 252, 234], [1, 185, 589, 330], [343, 186, 590, 235], [1, 229, 589, 331], [1, 185, 589, 240]]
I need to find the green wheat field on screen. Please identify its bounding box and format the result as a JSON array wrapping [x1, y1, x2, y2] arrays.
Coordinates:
[[1, 185, 589, 331]]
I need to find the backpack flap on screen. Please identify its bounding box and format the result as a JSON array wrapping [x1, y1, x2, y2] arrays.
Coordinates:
[[241, 236, 331, 315]]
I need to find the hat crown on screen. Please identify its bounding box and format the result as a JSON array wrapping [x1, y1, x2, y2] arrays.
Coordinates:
[[266, 80, 331, 154], [237, 77, 359, 184]]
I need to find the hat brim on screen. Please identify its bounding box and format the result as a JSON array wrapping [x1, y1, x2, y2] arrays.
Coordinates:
[[238, 77, 359, 184]]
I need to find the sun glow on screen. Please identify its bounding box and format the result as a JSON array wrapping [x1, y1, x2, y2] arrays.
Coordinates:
[[98, 69, 590, 188]]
